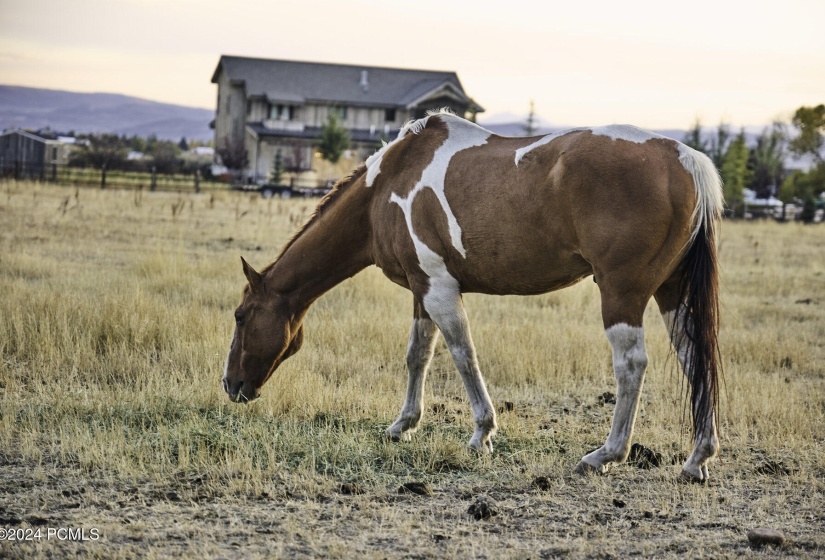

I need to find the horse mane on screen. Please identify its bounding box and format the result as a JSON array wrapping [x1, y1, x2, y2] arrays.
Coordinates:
[[263, 164, 367, 274]]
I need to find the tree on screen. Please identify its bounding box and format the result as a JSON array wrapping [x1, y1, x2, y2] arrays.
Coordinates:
[[707, 123, 731, 170], [178, 137, 189, 151], [720, 130, 750, 216], [523, 100, 538, 136], [129, 136, 147, 154], [748, 123, 786, 199], [318, 113, 350, 164], [466, 98, 480, 123], [152, 141, 182, 174], [789, 104, 825, 164], [70, 134, 128, 170], [216, 138, 248, 173], [270, 149, 284, 184], [787, 104, 825, 213], [781, 169, 824, 223], [682, 119, 707, 153]]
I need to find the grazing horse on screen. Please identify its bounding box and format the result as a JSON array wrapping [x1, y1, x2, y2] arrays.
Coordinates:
[[223, 110, 723, 482]]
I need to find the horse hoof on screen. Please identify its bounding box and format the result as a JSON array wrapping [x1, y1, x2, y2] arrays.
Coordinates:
[[574, 461, 603, 476], [678, 469, 707, 484], [468, 439, 493, 454], [384, 430, 411, 443]]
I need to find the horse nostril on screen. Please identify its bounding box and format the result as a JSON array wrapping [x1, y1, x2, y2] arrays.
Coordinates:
[[222, 377, 229, 394], [236, 382, 248, 403]]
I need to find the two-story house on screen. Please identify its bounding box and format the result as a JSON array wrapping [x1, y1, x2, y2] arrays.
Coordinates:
[[211, 56, 482, 185]]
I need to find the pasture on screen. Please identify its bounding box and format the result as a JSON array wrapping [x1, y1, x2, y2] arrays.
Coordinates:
[[0, 181, 823, 558]]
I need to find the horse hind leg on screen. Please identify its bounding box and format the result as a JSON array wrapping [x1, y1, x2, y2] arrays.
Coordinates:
[[576, 290, 649, 475], [657, 282, 719, 482], [386, 307, 439, 441]]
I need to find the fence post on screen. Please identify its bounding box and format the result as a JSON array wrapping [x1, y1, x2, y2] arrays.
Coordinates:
[[101, 163, 107, 189], [51, 163, 57, 182], [151, 166, 157, 191], [194, 168, 201, 193]]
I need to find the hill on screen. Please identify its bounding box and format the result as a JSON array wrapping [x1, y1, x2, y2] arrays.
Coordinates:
[[0, 85, 214, 141]]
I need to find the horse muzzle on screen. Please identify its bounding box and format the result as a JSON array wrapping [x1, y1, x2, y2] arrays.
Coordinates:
[[223, 377, 260, 404]]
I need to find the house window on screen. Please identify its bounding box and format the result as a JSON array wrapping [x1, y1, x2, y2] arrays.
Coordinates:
[[385, 108, 396, 123], [269, 104, 294, 121], [334, 106, 348, 120]]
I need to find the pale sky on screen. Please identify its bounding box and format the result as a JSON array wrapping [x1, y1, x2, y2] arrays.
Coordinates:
[[1, 0, 823, 129]]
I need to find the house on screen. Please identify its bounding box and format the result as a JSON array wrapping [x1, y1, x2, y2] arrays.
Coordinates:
[[0, 129, 74, 180], [211, 56, 482, 185]]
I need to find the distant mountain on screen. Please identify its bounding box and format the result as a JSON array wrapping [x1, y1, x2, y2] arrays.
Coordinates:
[[0, 85, 214, 141], [479, 113, 689, 140]]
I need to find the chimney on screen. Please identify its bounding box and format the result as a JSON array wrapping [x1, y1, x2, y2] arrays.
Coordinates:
[[360, 70, 369, 93]]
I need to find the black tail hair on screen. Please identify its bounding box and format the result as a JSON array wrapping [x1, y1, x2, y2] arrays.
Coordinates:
[[678, 219, 721, 439]]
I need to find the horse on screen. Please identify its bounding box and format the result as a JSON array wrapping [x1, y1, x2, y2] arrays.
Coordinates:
[[222, 109, 723, 482]]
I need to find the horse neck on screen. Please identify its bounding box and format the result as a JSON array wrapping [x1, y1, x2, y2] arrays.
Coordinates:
[[265, 177, 373, 310]]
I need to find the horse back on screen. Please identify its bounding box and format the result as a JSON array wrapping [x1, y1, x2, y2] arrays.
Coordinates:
[[370, 116, 697, 296]]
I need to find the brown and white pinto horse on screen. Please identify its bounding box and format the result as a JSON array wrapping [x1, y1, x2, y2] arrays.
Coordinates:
[[223, 110, 723, 482]]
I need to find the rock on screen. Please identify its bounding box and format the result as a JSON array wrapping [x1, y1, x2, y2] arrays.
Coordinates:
[[398, 482, 432, 496], [747, 527, 785, 547], [468, 497, 497, 520]]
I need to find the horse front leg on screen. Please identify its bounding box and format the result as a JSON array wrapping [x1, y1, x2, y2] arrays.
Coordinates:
[[386, 312, 438, 441], [423, 283, 497, 453]]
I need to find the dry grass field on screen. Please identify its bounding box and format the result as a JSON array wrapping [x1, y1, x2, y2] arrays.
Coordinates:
[[0, 181, 823, 559]]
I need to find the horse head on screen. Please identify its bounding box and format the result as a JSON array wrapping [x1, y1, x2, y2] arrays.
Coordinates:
[[222, 257, 304, 402]]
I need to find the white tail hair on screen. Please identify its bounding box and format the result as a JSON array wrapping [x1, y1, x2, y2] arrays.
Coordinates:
[[678, 145, 724, 245]]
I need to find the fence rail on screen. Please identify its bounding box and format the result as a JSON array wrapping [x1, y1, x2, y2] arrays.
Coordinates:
[[0, 161, 225, 193]]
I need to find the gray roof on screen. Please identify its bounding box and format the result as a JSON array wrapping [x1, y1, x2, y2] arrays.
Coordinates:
[[212, 56, 481, 110]]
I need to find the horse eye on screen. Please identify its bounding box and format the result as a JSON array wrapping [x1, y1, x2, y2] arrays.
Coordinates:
[[234, 311, 245, 326]]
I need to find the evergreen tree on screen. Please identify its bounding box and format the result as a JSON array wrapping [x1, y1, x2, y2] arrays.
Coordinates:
[[271, 150, 284, 184], [748, 123, 786, 199], [523, 100, 537, 136], [683, 119, 707, 153], [178, 137, 189, 151], [318, 113, 350, 164], [720, 130, 750, 216], [707, 123, 731, 169]]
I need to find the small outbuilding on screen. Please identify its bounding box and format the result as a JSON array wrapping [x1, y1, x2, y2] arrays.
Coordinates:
[[0, 129, 73, 180]]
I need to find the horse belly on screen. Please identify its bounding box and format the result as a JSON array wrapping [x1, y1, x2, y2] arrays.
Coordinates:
[[453, 233, 593, 295]]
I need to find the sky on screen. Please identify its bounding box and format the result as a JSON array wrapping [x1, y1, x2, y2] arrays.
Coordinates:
[[1, 0, 823, 129]]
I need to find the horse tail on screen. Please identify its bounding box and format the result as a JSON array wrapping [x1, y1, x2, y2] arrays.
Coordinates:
[[676, 147, 724, 439]]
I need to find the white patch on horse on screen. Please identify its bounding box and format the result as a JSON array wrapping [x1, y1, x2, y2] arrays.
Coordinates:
[[365, 116, 433, 187], [514, 128, 583, 166], [580, 323, 647, 473], [390, 116, 491, 258]]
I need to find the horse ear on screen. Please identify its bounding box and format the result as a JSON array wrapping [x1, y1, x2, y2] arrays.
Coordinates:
[[240, 257, 264, 293]]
